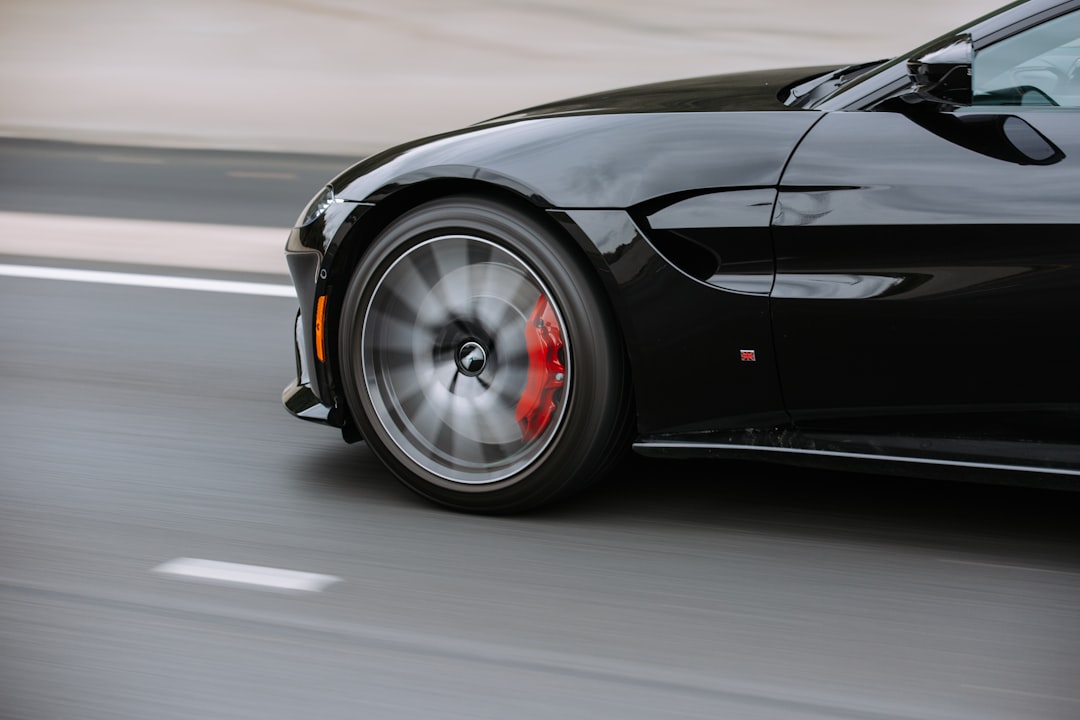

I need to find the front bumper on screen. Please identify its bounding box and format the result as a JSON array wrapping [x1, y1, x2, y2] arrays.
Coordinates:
[[283, 306, 361, 441], [282, 308, 339, 425], [280, 199, 373, 443], [282, 378, 334, 423]]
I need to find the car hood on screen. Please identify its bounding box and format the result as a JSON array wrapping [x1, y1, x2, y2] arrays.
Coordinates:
[[485, 66, 836, 121], [331, 66, 833, 209]]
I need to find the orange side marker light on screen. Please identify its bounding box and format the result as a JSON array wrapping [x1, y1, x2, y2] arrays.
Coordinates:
[[315, 295, 328, 362]]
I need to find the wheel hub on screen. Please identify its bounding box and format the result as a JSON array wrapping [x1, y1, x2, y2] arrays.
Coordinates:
[[456, 341, 488, 377]]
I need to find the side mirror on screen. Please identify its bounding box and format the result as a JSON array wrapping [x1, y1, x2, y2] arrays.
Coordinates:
[[906, 34, 973, 106]]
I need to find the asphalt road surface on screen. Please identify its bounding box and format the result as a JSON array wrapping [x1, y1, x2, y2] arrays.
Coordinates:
[[2, 141, 1080, 720]]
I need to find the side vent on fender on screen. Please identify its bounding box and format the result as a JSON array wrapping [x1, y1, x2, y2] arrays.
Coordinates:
[[645, 228, 721, 283]]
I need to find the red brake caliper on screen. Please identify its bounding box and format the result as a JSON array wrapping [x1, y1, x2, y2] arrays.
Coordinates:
[[515, 294, 566, 443]]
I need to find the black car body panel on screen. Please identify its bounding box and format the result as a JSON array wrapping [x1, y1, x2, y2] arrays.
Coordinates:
[[284, 0, 1080, 498], [554, 207, 788, 434], [331, 109, 823, 211], [774, 110, 1080, 441], [483, 66, 832, 118]]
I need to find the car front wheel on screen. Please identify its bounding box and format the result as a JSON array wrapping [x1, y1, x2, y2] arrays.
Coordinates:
[[338, 196, 632, 513]]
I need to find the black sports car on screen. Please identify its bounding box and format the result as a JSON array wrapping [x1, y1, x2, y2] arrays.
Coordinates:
[[283, 0, 1080, 512]]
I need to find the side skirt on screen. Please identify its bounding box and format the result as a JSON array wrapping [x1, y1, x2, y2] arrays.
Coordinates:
[[633, 428, 1080, 489]]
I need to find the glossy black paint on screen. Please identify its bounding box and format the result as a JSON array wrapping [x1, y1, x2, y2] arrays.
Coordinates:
[[493, 66, 831, 117], [773, 107, 1080, 444], [331, 112, 820, 210], [284, 201, 373, 404], [285, 0, 1080, 483], [553, 208, 786, 434]]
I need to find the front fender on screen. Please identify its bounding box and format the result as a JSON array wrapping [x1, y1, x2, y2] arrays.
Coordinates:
[[332, 112, 821, 210]]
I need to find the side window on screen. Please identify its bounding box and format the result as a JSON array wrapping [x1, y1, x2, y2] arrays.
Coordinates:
[[973, 10, 1080, 107]]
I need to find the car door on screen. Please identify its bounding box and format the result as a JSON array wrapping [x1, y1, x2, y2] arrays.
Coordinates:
[[770, 9, 1080, 442]]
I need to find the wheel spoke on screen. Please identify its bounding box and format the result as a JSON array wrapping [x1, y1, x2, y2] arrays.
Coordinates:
[[389, 254, 437, 316], [389, 374, 426, 420], [429, 238, 473, 312], [370, 314, 426, 355]]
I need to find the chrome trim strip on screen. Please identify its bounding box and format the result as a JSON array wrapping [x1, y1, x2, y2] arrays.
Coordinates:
[[632, 442, 1080, 477]]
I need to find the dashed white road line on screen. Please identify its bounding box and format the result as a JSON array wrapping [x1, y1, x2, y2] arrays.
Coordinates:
[[0, 263, 295, 297], [153, 558, 341, 592]]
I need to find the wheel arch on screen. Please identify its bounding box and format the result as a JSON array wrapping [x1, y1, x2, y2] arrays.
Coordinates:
[[320, 178, 634, 419]]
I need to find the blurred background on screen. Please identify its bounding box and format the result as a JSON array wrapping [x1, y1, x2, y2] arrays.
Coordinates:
[[4, 2, 1080, 720], [2, 0, 1002, 154]]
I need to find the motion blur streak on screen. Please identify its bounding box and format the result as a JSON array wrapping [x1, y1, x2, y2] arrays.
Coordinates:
[[153, 558, 342, 591]]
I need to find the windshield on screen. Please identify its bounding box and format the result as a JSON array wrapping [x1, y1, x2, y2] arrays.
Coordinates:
[[809, 0, 1042, 110], [973, 10, 1080, 107]]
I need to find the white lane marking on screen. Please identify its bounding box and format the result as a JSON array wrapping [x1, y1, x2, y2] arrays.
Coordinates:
[[0, 263, 295, 297], [938, 558, 1080, 578], [153, 558, 341, 592], [227, 170, 298, 180]]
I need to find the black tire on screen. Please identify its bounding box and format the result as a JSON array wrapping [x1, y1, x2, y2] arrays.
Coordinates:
[[338, 195, 632, 513]]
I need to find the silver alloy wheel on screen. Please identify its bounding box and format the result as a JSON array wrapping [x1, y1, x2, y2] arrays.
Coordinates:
[[361, 234, 571, 485]]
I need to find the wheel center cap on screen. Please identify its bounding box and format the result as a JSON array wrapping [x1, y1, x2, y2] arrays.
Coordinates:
[[456, 341, 488, 376]]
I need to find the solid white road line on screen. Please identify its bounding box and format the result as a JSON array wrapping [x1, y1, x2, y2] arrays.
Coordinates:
[[153, 558, 341, 592], [0, 263, 295, 297]]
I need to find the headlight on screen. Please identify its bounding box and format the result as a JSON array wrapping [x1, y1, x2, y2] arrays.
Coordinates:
[[295, 185, 335, 228]]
